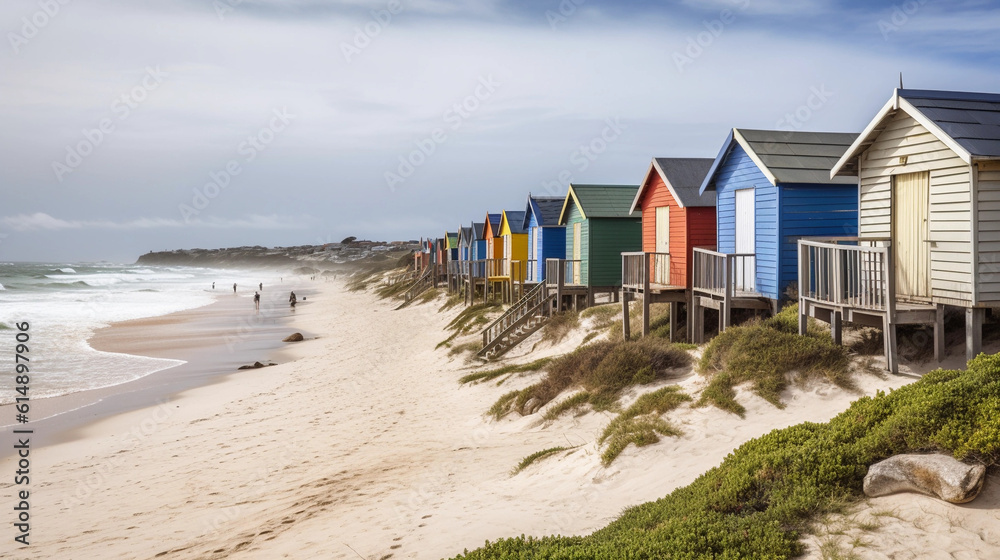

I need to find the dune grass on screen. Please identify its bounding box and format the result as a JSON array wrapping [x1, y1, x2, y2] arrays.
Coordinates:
[[542, 392, 594, 421], [459, 358, 553, 385], [540, 311, 580, 345], [698, 304, 852, 417], [605, 302, 673, 341], [510, 447, 571, 475], [436, 303, 501, 349], [447, 341, 482, 357], [489, 337, 691, 420], [598, 386, 692, 466], [453, 352, 1000, 559]]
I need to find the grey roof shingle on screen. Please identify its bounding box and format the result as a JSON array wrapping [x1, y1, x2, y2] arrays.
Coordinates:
[[902, 89, 1000, 157], [652, 158, 715, 207], [472, 222, 485, 240], [738, 129, 858, 185], [527, 195, 565, 227], [502, 210, 527, 234]]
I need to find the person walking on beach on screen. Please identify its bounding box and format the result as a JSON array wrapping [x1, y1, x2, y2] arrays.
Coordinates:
[[289, 291, 297, 308], [259, 282, 263, 291], [233, 283, 237, 293], [254, 291, 260, 311], [212, 282, 215, 289]]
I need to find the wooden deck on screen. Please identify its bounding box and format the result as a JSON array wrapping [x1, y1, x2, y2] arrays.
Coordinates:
[[798, 237, 949, 374], [689, 248, 773, 343], [621, 252, 690, 341]]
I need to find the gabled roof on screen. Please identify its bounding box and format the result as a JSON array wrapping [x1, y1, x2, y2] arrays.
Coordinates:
[[484, 213, 501, 239], [471, 222, 486, 241], [558, 184, 641, 224], [832, 88, 1000, 177], [445, 232, 459, 249], [700, 129, 858, 193], [523, 195, 565, 229], [499, 210, 527, 236], [631, 157, 715, 214], [458, 226, 473, 246]]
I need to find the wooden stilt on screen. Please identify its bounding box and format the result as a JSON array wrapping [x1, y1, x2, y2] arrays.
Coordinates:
[[967, 307, 984, 363], [669, 301, 679, 343], [692, 297, 704, 344], [798, 298, 808, 336], [622, 292, 631, 341], [641, 293, 650, 337], [934, 304, 945, 363], [686, 295, 694, 343], [883, 315, 898, 375], [830, 311, 842, 346]]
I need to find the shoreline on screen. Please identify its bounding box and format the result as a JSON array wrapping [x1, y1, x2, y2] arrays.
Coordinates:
[[0, 281, 313, 456]]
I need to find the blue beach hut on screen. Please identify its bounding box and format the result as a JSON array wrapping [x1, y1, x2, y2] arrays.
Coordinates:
[[522, 194, 566, 282], [692, 129, 859, 336]]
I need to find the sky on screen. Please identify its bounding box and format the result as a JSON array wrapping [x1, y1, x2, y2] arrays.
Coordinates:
[[2, 0, 1000, 263]]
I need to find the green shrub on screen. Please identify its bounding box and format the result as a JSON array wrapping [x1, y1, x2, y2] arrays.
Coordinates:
[[698, 304, 852, 417], [453, 352, 1000, 559]]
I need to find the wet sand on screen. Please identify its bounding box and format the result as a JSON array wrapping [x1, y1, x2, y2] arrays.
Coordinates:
[[0, 283, 310, 455]]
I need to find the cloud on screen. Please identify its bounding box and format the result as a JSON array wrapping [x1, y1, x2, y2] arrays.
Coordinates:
[[0, 213, 310, 232]]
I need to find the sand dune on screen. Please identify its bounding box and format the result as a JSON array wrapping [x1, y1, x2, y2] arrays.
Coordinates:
[[3, 280, 997, 559]]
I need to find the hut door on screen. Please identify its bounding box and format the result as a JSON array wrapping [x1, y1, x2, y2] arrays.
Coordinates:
[[734, 189, 756, 291], [503, 235, 512, 277], [533, 227, 541, 281], [893, 171, 930, 299], [654, 207, 670, 284], [573, 222, 582, 283]]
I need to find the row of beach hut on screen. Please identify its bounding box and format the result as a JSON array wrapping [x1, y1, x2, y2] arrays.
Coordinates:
[[411, 88, 1000, 372]]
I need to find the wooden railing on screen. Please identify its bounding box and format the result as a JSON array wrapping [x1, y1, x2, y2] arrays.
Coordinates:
[[798, 237, 893, 311], [545, 259, 583, 286], [465, 259, 486, 279], [692, 248, 757, 298], [398, 266, 434, 307], [485, 258, 505, 279], [526, 259, 538, 282], [621, 252, 671, 291]]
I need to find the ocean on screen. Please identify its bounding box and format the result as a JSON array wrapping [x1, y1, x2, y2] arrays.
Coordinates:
[[0, 262, 272, 405]]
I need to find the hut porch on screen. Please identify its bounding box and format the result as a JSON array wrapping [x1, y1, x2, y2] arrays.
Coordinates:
[[797, 237, 950, 374], [620, 251, 690, 341]]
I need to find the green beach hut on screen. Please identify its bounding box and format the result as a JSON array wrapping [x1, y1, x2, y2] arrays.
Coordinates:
[[555, 184, 642, 300]]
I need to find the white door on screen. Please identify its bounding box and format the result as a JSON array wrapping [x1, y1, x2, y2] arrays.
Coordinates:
[[734, 189, 756, 292], [503, 235, 512, 276], [894, 171, 930, 299], [532, 227, 541, 281], [654, 207, 670, 284]]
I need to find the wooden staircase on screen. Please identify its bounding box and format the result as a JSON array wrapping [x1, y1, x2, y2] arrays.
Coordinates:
[[477, 282, 556, 360], [395, 267, 434, 310]]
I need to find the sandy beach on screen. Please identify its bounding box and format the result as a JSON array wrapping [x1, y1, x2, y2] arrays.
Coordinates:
[[2, 279, 998, 559]]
